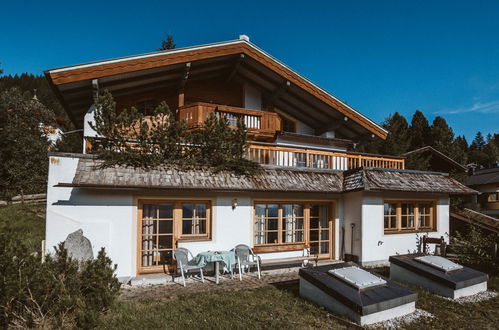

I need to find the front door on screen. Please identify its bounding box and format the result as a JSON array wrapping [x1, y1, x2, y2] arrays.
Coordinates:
[[308, 204, 333, 259], [138, 202, 175, 273]]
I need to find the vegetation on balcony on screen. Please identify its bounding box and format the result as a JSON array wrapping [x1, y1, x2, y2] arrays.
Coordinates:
[[89, 91, 259, 174]]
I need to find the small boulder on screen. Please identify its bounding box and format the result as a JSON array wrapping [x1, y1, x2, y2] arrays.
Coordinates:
[[64, 229, 94, 261]]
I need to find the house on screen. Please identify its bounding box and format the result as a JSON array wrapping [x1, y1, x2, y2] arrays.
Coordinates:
[[466, 167, 499, 218], [402, 146, 467, 174], [43, 36, 475, 279]]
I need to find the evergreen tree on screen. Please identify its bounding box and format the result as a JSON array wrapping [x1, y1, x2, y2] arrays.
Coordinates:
[[451, 135, 468, 165], [159, 34, 176, 50], [430, 116, 454, 155], [379, 112, 411, 156], [484, 133, 499, 167], [409, 110, 431, 150], [0, 88, 54, 198], [469, 132, 488, 167]]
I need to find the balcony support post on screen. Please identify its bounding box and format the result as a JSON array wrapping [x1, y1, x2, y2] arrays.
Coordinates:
[[178, 62, 191, 109]]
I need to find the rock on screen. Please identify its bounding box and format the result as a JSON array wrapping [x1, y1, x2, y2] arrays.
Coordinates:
[[64, 229, 94, 261], [0, 201, 7, 206]]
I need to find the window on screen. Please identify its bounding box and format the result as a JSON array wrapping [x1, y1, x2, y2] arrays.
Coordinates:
[[182, 203, 207, 236], [384, 201, 435, 233], [135, 99, 156, 115], [138, 200, 211, 271], [254, 203, 332, 256], [383, 203, 397, 231], [282, 204, 304, 243], [488, 193, 498, 202]]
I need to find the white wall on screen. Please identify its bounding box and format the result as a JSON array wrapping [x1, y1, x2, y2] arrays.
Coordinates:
[[342, 192, 363, 259], [358, 192, 450, 267], [243, 83, 262, 110], [46, 156, 136, 277], [46, 155, 339, 277]]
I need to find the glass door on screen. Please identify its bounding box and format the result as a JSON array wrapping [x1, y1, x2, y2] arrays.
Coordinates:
[[309, 204, 331, 258], [140, 203, 174, 272]]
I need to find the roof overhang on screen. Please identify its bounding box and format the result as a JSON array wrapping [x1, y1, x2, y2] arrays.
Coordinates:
[[44, 39, 388, 139]]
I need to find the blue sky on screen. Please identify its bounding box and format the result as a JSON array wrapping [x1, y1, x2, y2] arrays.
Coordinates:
[[1, 0, 498, 141]]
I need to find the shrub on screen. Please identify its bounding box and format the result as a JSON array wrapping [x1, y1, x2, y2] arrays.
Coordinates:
[[0, 232, 120, 328], [452, 224, 498, 274]]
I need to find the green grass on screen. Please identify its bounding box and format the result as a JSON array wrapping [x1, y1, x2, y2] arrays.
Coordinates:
[[1, 203, 498, 329], [0, 203, 45, 250]]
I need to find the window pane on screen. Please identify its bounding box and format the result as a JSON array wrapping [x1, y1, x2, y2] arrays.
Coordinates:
[[158, 235, 173, 249], [159, 250, 173, 264], [310, 205, 319, 217], [310, 217, 319, 229], [143, 204, 157, 219], [282, 204, 293, 217], [182, 204, 194, 218], [182, 220, 193, 235], [320, 230, 329, 240], [158, 220, 173, 234], [255, 204, 266, 218], [195, 204, 206, 218], [267, 204, 278, 218], [320, 242, 329, 254], [158, 204, 173, 218], [266, 231, 278, 244], [310, 230, 319, 241], [268, 218, 278, 230], [384, 203, 397, 216], [310, 242, 319, 255]]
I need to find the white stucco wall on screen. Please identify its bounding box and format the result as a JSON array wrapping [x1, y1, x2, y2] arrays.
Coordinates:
[[344, 192, 450, 267], [46, 155, 340, 277], [243, 83, 262, 110]]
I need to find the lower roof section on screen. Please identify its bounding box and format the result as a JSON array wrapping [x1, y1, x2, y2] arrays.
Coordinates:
[[55, 154, 477, 195]]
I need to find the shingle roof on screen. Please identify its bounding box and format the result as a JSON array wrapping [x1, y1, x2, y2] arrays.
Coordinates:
[[68, 158, 344, 193], [59, 157, 476, 195], [466, 167, 499, 186], [343, 168, 476, 195]]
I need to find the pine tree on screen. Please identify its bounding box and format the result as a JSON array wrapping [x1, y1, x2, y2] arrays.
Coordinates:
[[451, 135, 468, 165], [430, 116, 454, 155], [469, 132, 488, 167], [379, 112, 411, 156], [159, 34, 176, 50], [409, 110, 431, 150], [0, 88, 54, 198], [484, 133, 499, 167]]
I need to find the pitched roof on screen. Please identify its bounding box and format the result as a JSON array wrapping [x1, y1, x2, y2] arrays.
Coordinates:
[[343, 168, 476, 195], [451, 209, 499, 234], [55, 155, 475, 195], [466, 167, 499, 186], [403, 146, 467, 172], [44, 39, 387, 139]]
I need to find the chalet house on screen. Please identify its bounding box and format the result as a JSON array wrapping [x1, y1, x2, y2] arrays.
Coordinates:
[[44, 36, 475, 279], [467, 167, 499, 218]]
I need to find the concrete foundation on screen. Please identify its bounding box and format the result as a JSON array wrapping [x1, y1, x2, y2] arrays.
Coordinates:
[[299, 278, 415, 325], [390, 263, 487, 299]]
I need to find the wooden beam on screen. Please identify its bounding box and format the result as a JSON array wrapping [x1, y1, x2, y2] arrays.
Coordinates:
[[268, 80, 290, 103], [178, 62, 191, 108], [315, 116, 348, 135], [226, 54, 245, 83]]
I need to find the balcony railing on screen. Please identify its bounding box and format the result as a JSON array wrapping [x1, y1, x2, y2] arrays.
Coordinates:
[[246, 144, 405, 170], [178, 102, 281, 140]]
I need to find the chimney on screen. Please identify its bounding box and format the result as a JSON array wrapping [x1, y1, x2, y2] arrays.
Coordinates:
[[239, 35, 250, 42]]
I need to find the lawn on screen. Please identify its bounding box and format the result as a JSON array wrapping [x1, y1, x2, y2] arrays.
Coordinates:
[[2, 203, 498, 329]]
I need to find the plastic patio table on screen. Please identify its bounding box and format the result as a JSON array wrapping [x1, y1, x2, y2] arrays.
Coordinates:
[[193, 251, 236, 284]]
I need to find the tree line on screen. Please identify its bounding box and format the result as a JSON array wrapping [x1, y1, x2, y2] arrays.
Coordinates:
[[356, 110, 499, 171]]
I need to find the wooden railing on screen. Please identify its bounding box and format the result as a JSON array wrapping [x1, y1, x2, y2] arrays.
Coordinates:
[[246, 144, 405, 170], [178, 102, 281, 140]]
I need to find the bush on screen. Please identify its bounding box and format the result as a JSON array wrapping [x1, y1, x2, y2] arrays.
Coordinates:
[[0, 232, 120, 328], [452, 224, 498, 274]]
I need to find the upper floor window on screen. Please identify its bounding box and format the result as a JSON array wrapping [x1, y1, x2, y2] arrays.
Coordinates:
[[135, 99, 157, 115], [384, 201, 436, 234]]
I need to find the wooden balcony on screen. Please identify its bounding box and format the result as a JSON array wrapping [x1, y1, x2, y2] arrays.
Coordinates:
[[246, 144, 405, 170], [178, 102, 281, 141]]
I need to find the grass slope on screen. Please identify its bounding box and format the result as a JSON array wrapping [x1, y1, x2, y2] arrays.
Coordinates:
[[0, 203, 45, 250]]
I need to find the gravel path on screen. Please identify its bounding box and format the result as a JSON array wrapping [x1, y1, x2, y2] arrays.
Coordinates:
[[367, 309, 434, 329]]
